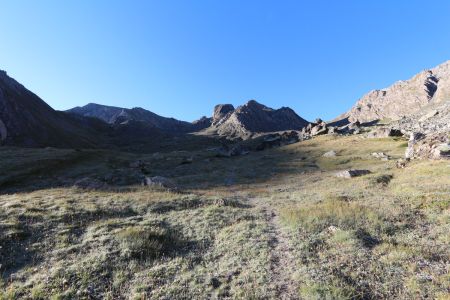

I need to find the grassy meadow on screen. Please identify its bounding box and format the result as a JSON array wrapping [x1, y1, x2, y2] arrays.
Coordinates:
[[0, 135, 449, 299]]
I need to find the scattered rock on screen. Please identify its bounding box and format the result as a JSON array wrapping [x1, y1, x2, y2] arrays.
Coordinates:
[[396, 159, 408, 169], [322, 150, 337, 157], [335, 169, 371, 178], [142, 176, 177, 190], [371, 152, 390, 160]]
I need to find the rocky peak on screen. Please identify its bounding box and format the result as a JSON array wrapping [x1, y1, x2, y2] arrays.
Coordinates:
[[210, 100, 308, 139]]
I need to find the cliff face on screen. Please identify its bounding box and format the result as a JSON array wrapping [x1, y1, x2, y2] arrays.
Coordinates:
[[345, 61, 450, 123]]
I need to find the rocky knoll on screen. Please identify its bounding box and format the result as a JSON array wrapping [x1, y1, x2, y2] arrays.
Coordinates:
[[344, 60, 450, 123], [68, 103, 210, 134], [209, 100, 309, 139], [0, 70, 110, 148]]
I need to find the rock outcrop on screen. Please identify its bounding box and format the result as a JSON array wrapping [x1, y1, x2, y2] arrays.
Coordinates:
[[209, 100, 308, 139], [343, 60, 450, 123]]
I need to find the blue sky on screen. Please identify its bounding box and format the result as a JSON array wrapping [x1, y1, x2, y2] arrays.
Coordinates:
[[1, 1, 449, 122]]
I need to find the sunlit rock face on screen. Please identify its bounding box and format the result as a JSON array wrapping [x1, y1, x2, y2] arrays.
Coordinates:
[[344, 60, 450, 123]]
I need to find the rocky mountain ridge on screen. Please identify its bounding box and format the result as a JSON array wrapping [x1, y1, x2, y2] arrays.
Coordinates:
[[344, 60, 450, 123], [68, 103, 210, 133]]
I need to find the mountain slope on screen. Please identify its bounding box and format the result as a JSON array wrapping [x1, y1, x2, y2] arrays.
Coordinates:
[[344, 60, 450, 123], [207, 100, 309, 139], [0, 70, 112, 148], [68, 103, 210, 133]]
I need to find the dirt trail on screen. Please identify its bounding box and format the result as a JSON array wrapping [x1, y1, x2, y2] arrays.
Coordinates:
[[253, 198, 300, 299]]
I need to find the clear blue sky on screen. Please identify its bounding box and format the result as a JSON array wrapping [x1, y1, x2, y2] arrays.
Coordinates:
[[1, 1, 449, 122]]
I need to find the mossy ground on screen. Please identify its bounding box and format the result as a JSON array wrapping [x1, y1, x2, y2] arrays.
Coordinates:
[[0, 135, 449, 299]]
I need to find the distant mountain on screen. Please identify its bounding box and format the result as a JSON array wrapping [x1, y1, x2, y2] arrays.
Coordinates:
[[206, 100, 309, 139], [0, 70, 173, 149], [0, 70, 114, 148], [343, 60, 450, 123], [67, 103, 210, 133]]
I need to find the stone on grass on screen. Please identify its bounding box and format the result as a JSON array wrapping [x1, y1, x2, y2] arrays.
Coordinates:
[[335, 169, 371, 178], [142, 176, 177, 190], [322, 150, 337, 157], [371, 152, 390, 160]]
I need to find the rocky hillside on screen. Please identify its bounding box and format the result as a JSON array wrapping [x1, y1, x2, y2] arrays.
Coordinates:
[[206, 100, 309, 139], [344, 60, 450, 123], [68, 103, 210, 133], [0, 70, 112, 148]]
